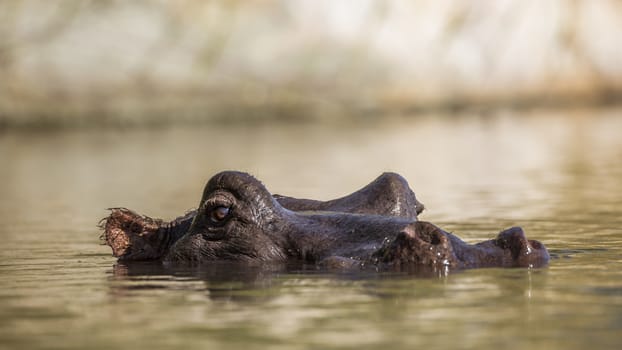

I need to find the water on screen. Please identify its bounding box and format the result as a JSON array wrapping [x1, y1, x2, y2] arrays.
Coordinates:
[[1, 108, 621, 349]]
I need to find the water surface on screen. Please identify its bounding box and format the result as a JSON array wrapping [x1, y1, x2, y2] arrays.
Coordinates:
[[1, 108, 621, 349]]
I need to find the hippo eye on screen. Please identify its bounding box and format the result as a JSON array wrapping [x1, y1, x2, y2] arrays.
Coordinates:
[[209, 206, 230, 223]]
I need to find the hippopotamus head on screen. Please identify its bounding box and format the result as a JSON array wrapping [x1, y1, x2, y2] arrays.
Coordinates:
[[163, 171, 550, 270], [165, 171, 292, 263]]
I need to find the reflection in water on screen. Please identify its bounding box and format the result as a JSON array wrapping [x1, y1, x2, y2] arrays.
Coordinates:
[[108, 261, 455, 303], [102, 260, 550, 349], [109, 261, 283, 301], [1, 108, 622, 349]]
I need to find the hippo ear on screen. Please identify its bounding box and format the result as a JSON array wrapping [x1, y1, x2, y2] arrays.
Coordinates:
[[99, 208, 165, 260]]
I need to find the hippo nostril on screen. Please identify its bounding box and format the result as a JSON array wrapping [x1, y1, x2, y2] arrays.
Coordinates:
[[415, 222, 445, 245], [130, 222, 142, 234], [495, 227, 531, 260], [430, 234, 441, 245]]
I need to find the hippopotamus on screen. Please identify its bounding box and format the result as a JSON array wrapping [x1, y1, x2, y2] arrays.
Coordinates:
[[101, 171, 549, 270]]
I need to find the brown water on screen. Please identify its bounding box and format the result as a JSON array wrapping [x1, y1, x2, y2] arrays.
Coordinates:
[[1, 108, 622, 350]]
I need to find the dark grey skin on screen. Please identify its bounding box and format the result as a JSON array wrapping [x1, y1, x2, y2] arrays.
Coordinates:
[[164, 171, 550, 270], [273, 172, 424, 217], [101, 172, 424, 261]]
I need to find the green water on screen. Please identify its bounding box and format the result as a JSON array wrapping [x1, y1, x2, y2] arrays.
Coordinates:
[[1, 108, 621, 349]]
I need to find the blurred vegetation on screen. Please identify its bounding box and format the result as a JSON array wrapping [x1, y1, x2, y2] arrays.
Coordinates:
[[0, 0, 621, 128]]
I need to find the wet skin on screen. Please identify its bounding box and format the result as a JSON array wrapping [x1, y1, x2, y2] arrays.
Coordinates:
[[106, 171, 548, 270], [102, 172, 424, 261]]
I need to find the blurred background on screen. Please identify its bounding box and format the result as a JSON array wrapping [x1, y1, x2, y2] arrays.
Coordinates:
[[2, 2, 622, 350], [1, 0, 621, 127]]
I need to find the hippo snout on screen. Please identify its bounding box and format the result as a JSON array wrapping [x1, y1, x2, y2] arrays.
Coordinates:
[[372, 222, 550, 270]]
